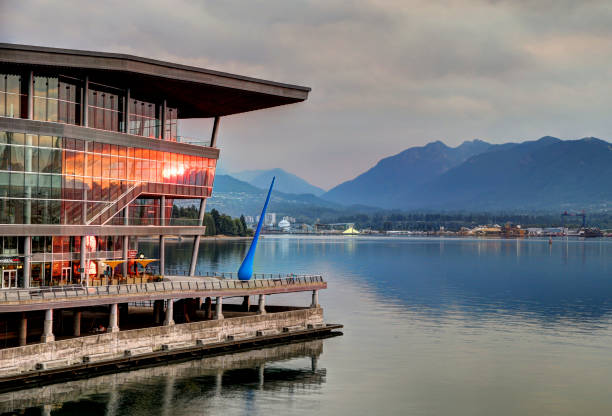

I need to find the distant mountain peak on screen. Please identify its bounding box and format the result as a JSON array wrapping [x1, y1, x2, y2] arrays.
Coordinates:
[[231, 168, 325, 196]]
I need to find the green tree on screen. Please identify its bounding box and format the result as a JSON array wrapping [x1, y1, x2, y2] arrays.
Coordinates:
[[234, 218, 245, 236], [240, 215, 248, 236], [210, 209, 221, 232], [204, 213, 216, 236], [219, 215, 236, 235]]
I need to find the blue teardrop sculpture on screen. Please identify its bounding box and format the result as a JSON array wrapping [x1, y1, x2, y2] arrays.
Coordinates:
[[237, 177, 275, 280]]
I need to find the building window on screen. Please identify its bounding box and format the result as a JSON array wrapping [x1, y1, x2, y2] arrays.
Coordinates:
[[0, 130, 215, 224], [88, 88, 124, 132], [0, 74, 23, 118], [129, 99, 159, 138], [164, 107, 178, 141], [33, 76, 81, 124]]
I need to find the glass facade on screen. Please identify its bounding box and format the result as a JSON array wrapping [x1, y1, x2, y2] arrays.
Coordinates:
[[0, 131, 216, 224], [129, 98, 159, 138], [88, 86, 124, 132], [0, 235, 138, 287], [0, 64, 223, 289], [0, 74, 23, 118], [33, 76, 81, 124], [165, 107, 178, 141]]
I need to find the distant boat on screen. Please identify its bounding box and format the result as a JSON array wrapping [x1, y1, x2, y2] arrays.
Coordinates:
[[582, 228, 603, 238]]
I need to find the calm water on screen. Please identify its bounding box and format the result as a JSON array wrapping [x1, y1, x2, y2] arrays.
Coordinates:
[[5, 236, 612, 415]]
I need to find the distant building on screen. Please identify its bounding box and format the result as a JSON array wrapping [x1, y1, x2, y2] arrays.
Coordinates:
[[282, 216, 296, 223], [264, 213, 276, 226]]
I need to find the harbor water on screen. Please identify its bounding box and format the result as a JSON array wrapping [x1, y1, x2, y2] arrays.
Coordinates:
[[5, 236, 612, 415]]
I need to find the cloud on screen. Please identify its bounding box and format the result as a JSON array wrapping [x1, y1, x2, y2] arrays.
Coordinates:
[[3, 0, 612, 188]]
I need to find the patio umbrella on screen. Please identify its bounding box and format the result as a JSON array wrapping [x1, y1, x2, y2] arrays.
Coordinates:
[[133, 259, 158, 277], [101, 260, 126, 278]]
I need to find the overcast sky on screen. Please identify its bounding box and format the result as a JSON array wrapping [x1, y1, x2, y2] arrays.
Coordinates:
[[2, 0, 612, 189]]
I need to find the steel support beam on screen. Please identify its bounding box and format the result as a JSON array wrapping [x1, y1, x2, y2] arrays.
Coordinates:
[[210, 116, 220, 147]]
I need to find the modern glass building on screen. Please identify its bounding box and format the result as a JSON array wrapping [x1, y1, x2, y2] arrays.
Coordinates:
[[0, 43, 309, 288]]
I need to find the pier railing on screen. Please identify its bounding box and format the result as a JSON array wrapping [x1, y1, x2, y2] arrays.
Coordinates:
[[0, 275, 324, 303], [164, 269, 320, 280]]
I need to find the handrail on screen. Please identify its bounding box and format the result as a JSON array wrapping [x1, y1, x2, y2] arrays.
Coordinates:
[[163, 268, 321, 280], [0, 275, 324, 303], [87, 181, 141, 225]]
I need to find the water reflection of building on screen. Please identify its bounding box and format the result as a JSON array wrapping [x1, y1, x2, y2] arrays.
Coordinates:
[[0, 339, 326, 414]]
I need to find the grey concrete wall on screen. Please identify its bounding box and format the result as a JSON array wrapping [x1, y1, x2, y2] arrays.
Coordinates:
[[0, 308, 324, 374]]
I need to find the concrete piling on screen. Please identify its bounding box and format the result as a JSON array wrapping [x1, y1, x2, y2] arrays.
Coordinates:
[[41, 309, 54, 343]]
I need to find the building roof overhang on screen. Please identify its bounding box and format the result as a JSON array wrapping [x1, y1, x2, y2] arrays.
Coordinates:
[[0, 43, 310, 118]]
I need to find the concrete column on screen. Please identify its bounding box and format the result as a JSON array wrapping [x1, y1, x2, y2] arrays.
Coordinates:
[[242, 296, 251, 312], [23, 236, 31, 288], [160, 195, 166, 226], [189, 199, 207, 276], [108, 303, 119, 333], [123, 207, 129, 277], [311, 355, 318, 372], [258, 363, 265, 389], [163, 300, 175, 326], [41, 309, 54, 343], [159, 196, 166, 277], [153, 300, 163, 324], [159, 236, 165, 277], [19, 312, 27, 346], [27, 71, 33, 120], [83, 76, 89, 127], [210, 116, 220, 147], [24, 135, 33, 224], [82, 142, 88, 223], [311, 290, 319, 308], [161, 100, 167, 140], [215, 296, 224, 320], [258, 294, 266, 315], [80, 235, 87, 286], [215, 369, 223, 396], [124, 88, 130, 133], [73, 309, 81, 337], [204, 297, 212, 320]]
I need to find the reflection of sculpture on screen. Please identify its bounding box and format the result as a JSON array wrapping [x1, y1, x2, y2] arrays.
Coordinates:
[[238, 177, 275, 280]]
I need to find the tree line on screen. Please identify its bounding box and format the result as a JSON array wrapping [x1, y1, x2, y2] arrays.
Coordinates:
[[331, 211, 612, 231], [205, 209, 252, 236], [171, 206, 252, 237]]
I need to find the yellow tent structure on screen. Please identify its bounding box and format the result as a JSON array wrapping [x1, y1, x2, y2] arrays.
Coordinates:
[[343, 226, 360, 235]]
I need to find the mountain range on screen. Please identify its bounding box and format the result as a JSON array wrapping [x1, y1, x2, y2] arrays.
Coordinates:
[[203, 136, 612, 217], [231, 168, 325, 196], [204, 174, 376, 220], [323, 136, 612, 211]]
